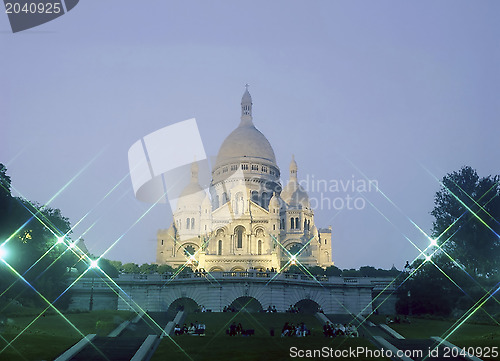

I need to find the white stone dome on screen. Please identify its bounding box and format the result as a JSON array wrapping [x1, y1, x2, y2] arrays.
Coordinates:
[[215, 121, 277, 168], [176, 162, 206, 210], [176, 183, 206, 210], [281, 181, 310, 209]]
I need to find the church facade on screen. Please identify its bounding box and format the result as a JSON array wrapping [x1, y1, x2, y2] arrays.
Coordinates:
[[156, 88, 333, 272]]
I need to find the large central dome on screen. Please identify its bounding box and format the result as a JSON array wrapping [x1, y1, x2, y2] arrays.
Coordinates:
[[215, 121, 276, 167], [214, 88, 277, 168]]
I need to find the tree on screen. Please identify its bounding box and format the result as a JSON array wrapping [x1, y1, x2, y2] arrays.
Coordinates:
[[122, 263, 140, 273], [157, 264, 174, 274], [307, 266, 324, 276], [431, 166, 500, 276], [324, 265, 342, 277], [108, 260, 123, 274], [139, 263, 158, 274], [342, 268, 362, 277]]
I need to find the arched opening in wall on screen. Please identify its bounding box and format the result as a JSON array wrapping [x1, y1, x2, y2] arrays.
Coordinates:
[[230, 266, 245, 272], [294, 299, 322, 314], [222, 192, 228, 204], [167, 297, 199, 314], [261, 192, 269, 209], [218, 240, 223, 255], [251, 191, 259, 204], [230, 296, 263, 313], [257, 240, 262, 255], [288, 243, 303, 257], [209, 266, 224, 272], [184, 245, 196, 257], [234, 226, 245, 249]]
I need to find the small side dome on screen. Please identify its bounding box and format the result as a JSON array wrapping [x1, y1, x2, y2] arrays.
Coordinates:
[[269, 192, 280, 209], [310, 225, 318, 238], [176, 162, 206, 210]]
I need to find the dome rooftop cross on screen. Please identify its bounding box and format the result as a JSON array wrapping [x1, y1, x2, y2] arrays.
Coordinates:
[[241, 84, 252, 119]]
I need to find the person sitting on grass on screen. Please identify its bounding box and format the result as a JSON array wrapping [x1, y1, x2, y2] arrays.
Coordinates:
[[188, 323, 196, 335], [198, 322, 206, 335], [347, 323, 358, 337], [323, 321, 333, 337], [229, 322, 237, 336], [174, 324, 181, 335], [281, 322, 290, 337], [236, 323, 243, 335], [182, 323, 188, 334]]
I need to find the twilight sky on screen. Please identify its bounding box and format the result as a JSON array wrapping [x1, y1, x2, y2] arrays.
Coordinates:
[[1, 1, 498, 270]]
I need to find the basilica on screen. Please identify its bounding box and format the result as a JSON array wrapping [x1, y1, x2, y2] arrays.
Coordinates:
[[156, 88, 333, 272]]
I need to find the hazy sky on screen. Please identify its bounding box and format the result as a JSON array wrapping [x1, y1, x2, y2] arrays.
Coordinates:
[[1, 1, 498, 269]]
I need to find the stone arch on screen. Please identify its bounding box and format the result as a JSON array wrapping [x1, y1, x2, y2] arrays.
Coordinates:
[[234, 225, 245, 249], [230, 266, 245, 272], [287, 242, 304, 256], [176, 242, 199, 256], [285, 287, 326, 313], [294, 299, 321, 314], [167, 297, 199, 313], [229, 296, 263, 313], [253, 225, 266, 236], [209, 266, 224, 272]]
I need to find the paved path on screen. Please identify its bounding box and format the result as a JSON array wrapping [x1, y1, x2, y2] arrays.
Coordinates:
[[68, 311, 175, 361], [324, 315, 473, 361]]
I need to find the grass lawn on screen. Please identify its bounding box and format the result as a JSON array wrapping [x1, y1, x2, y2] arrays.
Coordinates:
[[183, 312, 324, 337], [369, 316, 500, 361], [152, 312, 390, 361], [0, 309, 133, 361], [153, 334, 389, 361]]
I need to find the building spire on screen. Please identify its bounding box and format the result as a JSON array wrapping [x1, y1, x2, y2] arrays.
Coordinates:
[[290, 155, 298, 181], [241, 84, 253, 120], [190, 161, 199, 183]]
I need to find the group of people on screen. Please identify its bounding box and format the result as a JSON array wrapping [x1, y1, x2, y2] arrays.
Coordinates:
[[323, 321, 358, 338], [222, 306, 237, 312], [227, 322, 253, 336], [285, 305, 301, 313], [280, 322, 310, 337], [386, 315, 410, 324], [265, 305, 278, 313], [193, 269, 207, 277], [174, 321, 206, 336]]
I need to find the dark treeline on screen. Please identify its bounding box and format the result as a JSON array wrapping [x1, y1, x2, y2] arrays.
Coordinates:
[[396, 166, 499, 317], [0, 164, 84, 309]]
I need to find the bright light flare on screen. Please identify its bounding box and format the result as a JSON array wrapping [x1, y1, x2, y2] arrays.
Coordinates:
[[56, 236, 65, 244], [290, 255, 297, 265], [89, 260, 99, 269], [425, 254, 432, 263], [0, 246, 6, 260], [430, 238, 438, 247]]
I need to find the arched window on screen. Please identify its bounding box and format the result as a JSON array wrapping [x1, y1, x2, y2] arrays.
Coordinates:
[[307, 220, 310, 230], [251, 191, 259, 204], [261, 192, 269, 208], [290, 217, 295, 229], [295, 217, 299, 229], [161, 240, 164, 246], [184, 245, 195, 257], [258, 240, 262, 255], [222, 192, 228, 204], [191, 218, 195, 229], [186, 218, 190, 229], [214, 195, 220, 209], [235, 226, 245, 249], [304, 219, 307, 230], [218, 240, 222, 255]]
